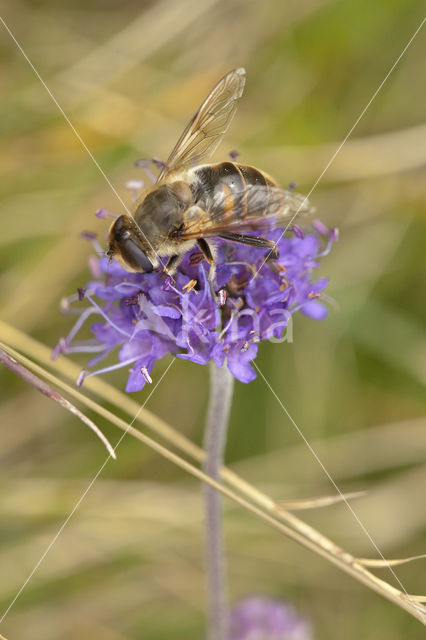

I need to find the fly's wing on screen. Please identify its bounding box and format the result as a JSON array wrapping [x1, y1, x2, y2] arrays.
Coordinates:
[[156, 68, 246, 183], [178, 185, 313, 240]]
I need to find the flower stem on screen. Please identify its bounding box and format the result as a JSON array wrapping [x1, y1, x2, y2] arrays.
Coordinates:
[[203, 362, 234, 640]]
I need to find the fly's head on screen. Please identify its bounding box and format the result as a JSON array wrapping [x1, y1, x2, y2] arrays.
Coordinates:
[[107, 215, 156, 273]]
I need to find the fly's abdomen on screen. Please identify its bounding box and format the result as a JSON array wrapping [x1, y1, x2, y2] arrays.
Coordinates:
[[192, 162, 279, 222]]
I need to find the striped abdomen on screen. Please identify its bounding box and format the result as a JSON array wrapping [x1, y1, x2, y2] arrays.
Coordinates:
[[191, 162, 279, 222]]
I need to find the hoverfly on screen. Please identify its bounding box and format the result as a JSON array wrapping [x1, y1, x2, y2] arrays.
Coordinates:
[[107, 68, 311, 288]]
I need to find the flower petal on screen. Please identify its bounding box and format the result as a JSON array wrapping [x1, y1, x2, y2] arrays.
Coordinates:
[[301, 300, 328, 320], [58, 216, 335, 389]]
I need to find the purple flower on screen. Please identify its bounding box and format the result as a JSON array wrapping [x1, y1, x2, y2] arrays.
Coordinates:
[[229, 596, 314, 640], [54, 221, 336, 392]]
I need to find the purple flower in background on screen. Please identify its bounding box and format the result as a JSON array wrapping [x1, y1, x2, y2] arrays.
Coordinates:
[[54, 220, 336, 392], [229, 596, 314, 640]]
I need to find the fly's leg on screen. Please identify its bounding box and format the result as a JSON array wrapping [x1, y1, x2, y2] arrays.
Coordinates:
[[218, 231, 279, 260], [163, 242, 217, 298], [197, 238, 214, 263], [164, 254, 182, 276]]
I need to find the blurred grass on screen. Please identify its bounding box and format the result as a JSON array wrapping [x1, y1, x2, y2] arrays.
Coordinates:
[[0, 0, 425, 638]]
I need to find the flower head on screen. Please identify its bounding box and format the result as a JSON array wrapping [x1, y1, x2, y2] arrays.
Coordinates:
[[55, 216, 336, 392], [229, 596, 314, 640]]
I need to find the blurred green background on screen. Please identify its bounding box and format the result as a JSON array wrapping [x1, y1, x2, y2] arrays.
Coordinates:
[[0, 1, 425, 638]]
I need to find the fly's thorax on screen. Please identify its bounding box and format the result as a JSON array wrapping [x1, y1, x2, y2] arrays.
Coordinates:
[[133, 181, 193, 243], [133, 182, 192, 226]]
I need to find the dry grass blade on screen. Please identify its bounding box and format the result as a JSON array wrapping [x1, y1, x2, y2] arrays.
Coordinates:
[[276, 490, 366, 510], [256, 123, 426, 183], [0, 320, 203, 461], [56, 0, 221, 99], [402, 595, 426, 603], [358, 555, 426, 568], [0, 327, 425, 624], [0, 346, 116, 459]]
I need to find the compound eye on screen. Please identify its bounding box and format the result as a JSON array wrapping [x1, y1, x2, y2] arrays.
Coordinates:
[[109, 215, 129, 242], [122, 238, 153, 273]]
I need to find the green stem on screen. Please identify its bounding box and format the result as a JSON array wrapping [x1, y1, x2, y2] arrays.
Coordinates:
[[203, 362, 234, 640]]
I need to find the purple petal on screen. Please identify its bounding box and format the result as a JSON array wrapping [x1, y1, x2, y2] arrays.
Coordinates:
[[57, 209, 336, 390], [227, 342, 258, 383], [125, 358, 154, 392], [301, 300, 328, 320], [230, 595, 314, 640], [151, 304, 181, 319]]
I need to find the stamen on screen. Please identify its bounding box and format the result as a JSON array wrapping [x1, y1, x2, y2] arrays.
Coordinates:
[[87, 347, 115, 368], [190, 251, 204, 266], [52, 338, 66, 360], [125, 179, 144, 190], [80, 232, 104, 257], [330, 227, 339, 242], [312, 219, 329, 236], [77, 287, 86, 301], [229, 150, 240, 160], [291, 224, 304, 239], [80, 230, 96, 240], [65, 343, 106, 354], [135, 159, 157, 184], [95, 208, 117, 219], [186, 336, 195, 355], [53, 306, 98, 360], [162, 275, 175, 291], [183, 279, 198, 293], [141, 367, 152, 384], [317, 227, 339, 257], [218, 289, 227, 307], [76, 369, 87, 387], [248, 331, 260, 343], [125, 179, 145, 203], [219, 308, 239, 339], [78, 357, 140, 386], [88, 255, 102, 278], [60, 297, 70, 313], [60, 293, 81, 313], [152, 157, 166, 170], [85, 292, 132, 339]]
